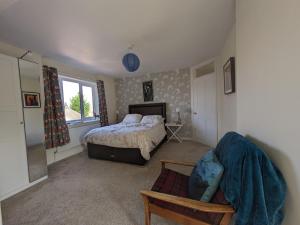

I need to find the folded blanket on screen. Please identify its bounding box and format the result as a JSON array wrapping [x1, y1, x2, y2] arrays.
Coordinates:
[[214, 132, 286, 225]]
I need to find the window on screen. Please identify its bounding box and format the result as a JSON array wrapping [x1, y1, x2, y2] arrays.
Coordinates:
[[59, 76, 98, 124]]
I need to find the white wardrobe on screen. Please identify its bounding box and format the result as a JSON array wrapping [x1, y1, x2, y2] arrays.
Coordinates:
[[0, 53, 48, 201], [0, 53, 29, 200]]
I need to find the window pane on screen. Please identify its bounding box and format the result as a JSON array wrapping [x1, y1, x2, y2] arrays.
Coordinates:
[[82, 86, 94, 118], [62, 80, 81, 121]]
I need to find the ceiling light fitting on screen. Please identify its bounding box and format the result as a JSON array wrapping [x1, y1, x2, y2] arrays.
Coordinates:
[[122, 44, 140, 73]]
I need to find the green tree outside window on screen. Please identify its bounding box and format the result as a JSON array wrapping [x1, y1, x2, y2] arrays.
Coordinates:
[[69, 93, 91, 117]]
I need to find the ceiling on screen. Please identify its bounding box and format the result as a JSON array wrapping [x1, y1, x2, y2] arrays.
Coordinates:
[[0, 0, 235, 77]]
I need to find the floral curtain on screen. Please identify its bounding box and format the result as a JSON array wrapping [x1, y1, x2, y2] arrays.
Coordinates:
[[43, 65, 70, 149], [97, 80, 109, 126]]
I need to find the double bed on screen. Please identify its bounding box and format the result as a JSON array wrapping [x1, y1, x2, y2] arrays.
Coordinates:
[[85, 103, 167, 165]]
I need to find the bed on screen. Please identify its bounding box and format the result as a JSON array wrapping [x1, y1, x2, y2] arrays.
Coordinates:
[[86, 103, 167, 165]]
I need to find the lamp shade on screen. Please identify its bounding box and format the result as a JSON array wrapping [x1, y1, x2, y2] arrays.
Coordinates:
[[176, 107, 180, 112], [122, 53, 140, 72]]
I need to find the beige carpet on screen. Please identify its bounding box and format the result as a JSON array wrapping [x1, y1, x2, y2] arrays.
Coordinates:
[[2, 141, 209, 225]]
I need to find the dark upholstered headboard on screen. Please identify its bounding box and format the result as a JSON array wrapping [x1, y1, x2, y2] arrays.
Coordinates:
[[128, 103, 167, 122]]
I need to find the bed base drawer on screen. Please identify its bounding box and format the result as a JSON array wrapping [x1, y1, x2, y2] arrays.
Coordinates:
[[87, 143, 146, 165]]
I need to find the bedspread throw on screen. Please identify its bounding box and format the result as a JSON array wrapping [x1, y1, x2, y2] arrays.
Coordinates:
[[84, 122, 166, 160]]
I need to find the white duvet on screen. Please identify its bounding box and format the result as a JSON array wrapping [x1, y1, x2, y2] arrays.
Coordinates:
[[83, 122, 166, 160]]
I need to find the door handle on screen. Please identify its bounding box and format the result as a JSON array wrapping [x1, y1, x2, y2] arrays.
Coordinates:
[[193, 112, 198, 115], [20, 121, 24, 125]]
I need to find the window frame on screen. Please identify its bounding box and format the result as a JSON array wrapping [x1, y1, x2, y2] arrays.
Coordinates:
[[58, 75, 98, 125]]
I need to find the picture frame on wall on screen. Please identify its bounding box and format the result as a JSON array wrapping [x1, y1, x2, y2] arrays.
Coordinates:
[[22, 92, 41, 108], [223, 57, 235, 95], [143, 81, 153, 102]]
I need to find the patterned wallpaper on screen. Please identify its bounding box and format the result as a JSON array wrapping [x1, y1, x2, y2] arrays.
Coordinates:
[[115, 68, 192, 137]]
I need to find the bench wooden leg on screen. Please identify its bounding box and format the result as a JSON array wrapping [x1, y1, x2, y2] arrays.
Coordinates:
[[142, 196, 151, 225], [220, 213, 233, 225]]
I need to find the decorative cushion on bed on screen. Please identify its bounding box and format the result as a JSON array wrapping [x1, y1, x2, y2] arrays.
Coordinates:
[[188, 150, 224, 202], [140, 115, 164, 124], [122, 114, 142, 123], [151, 168, 228, 225]]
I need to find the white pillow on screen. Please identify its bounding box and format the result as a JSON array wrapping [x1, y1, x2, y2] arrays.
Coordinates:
[[141, 115, 164, 124], [122, 114, 143, 123]]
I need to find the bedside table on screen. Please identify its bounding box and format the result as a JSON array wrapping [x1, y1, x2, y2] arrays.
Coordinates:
[[165, 123, 184, 143]]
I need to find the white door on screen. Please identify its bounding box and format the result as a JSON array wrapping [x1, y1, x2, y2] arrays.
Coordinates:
[[0, 54, 29, 200], [0, 203, 2, 225], [192, 73, 217, 147]]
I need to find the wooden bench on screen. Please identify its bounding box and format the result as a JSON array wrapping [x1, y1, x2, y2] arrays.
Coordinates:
[[140, 160, 235, 225]]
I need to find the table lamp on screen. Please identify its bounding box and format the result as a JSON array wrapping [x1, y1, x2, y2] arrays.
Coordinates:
[[175, 107, 181, 124], [116, 110, 119, 123]]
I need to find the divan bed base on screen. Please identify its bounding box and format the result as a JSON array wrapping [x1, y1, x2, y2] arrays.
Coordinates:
[[87, 136, 167, 165]]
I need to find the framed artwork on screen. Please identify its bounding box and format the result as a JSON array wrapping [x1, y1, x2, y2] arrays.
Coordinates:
[[22, 92, 41, 108], [143, 81, 153, 102], [223, 57, 235, 95]]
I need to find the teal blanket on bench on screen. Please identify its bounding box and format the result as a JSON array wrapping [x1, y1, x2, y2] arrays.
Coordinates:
[[214, 132, 286, 225]]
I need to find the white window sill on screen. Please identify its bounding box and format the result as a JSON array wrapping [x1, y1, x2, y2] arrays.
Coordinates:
[[67, 119, 100, 129]]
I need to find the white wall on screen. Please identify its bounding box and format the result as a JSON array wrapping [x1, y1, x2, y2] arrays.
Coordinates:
[[216, 24, 237, 140], [236, 1, 300, 224]]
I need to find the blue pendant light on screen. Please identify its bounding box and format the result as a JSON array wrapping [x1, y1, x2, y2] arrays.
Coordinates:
[[122, 45, 140, 72]]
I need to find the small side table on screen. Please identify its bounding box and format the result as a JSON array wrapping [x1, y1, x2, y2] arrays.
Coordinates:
[[165, 123, 184, 143]]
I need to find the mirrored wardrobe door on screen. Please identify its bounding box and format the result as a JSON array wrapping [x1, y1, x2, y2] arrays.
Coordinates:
[[18, 59, 48, 182]]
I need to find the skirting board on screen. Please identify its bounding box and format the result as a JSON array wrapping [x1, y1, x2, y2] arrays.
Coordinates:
[[0, 176, 48, 202], [47, 145, 84, 165], [167, 137, 193, 141], [182, 137, 193, 141]]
